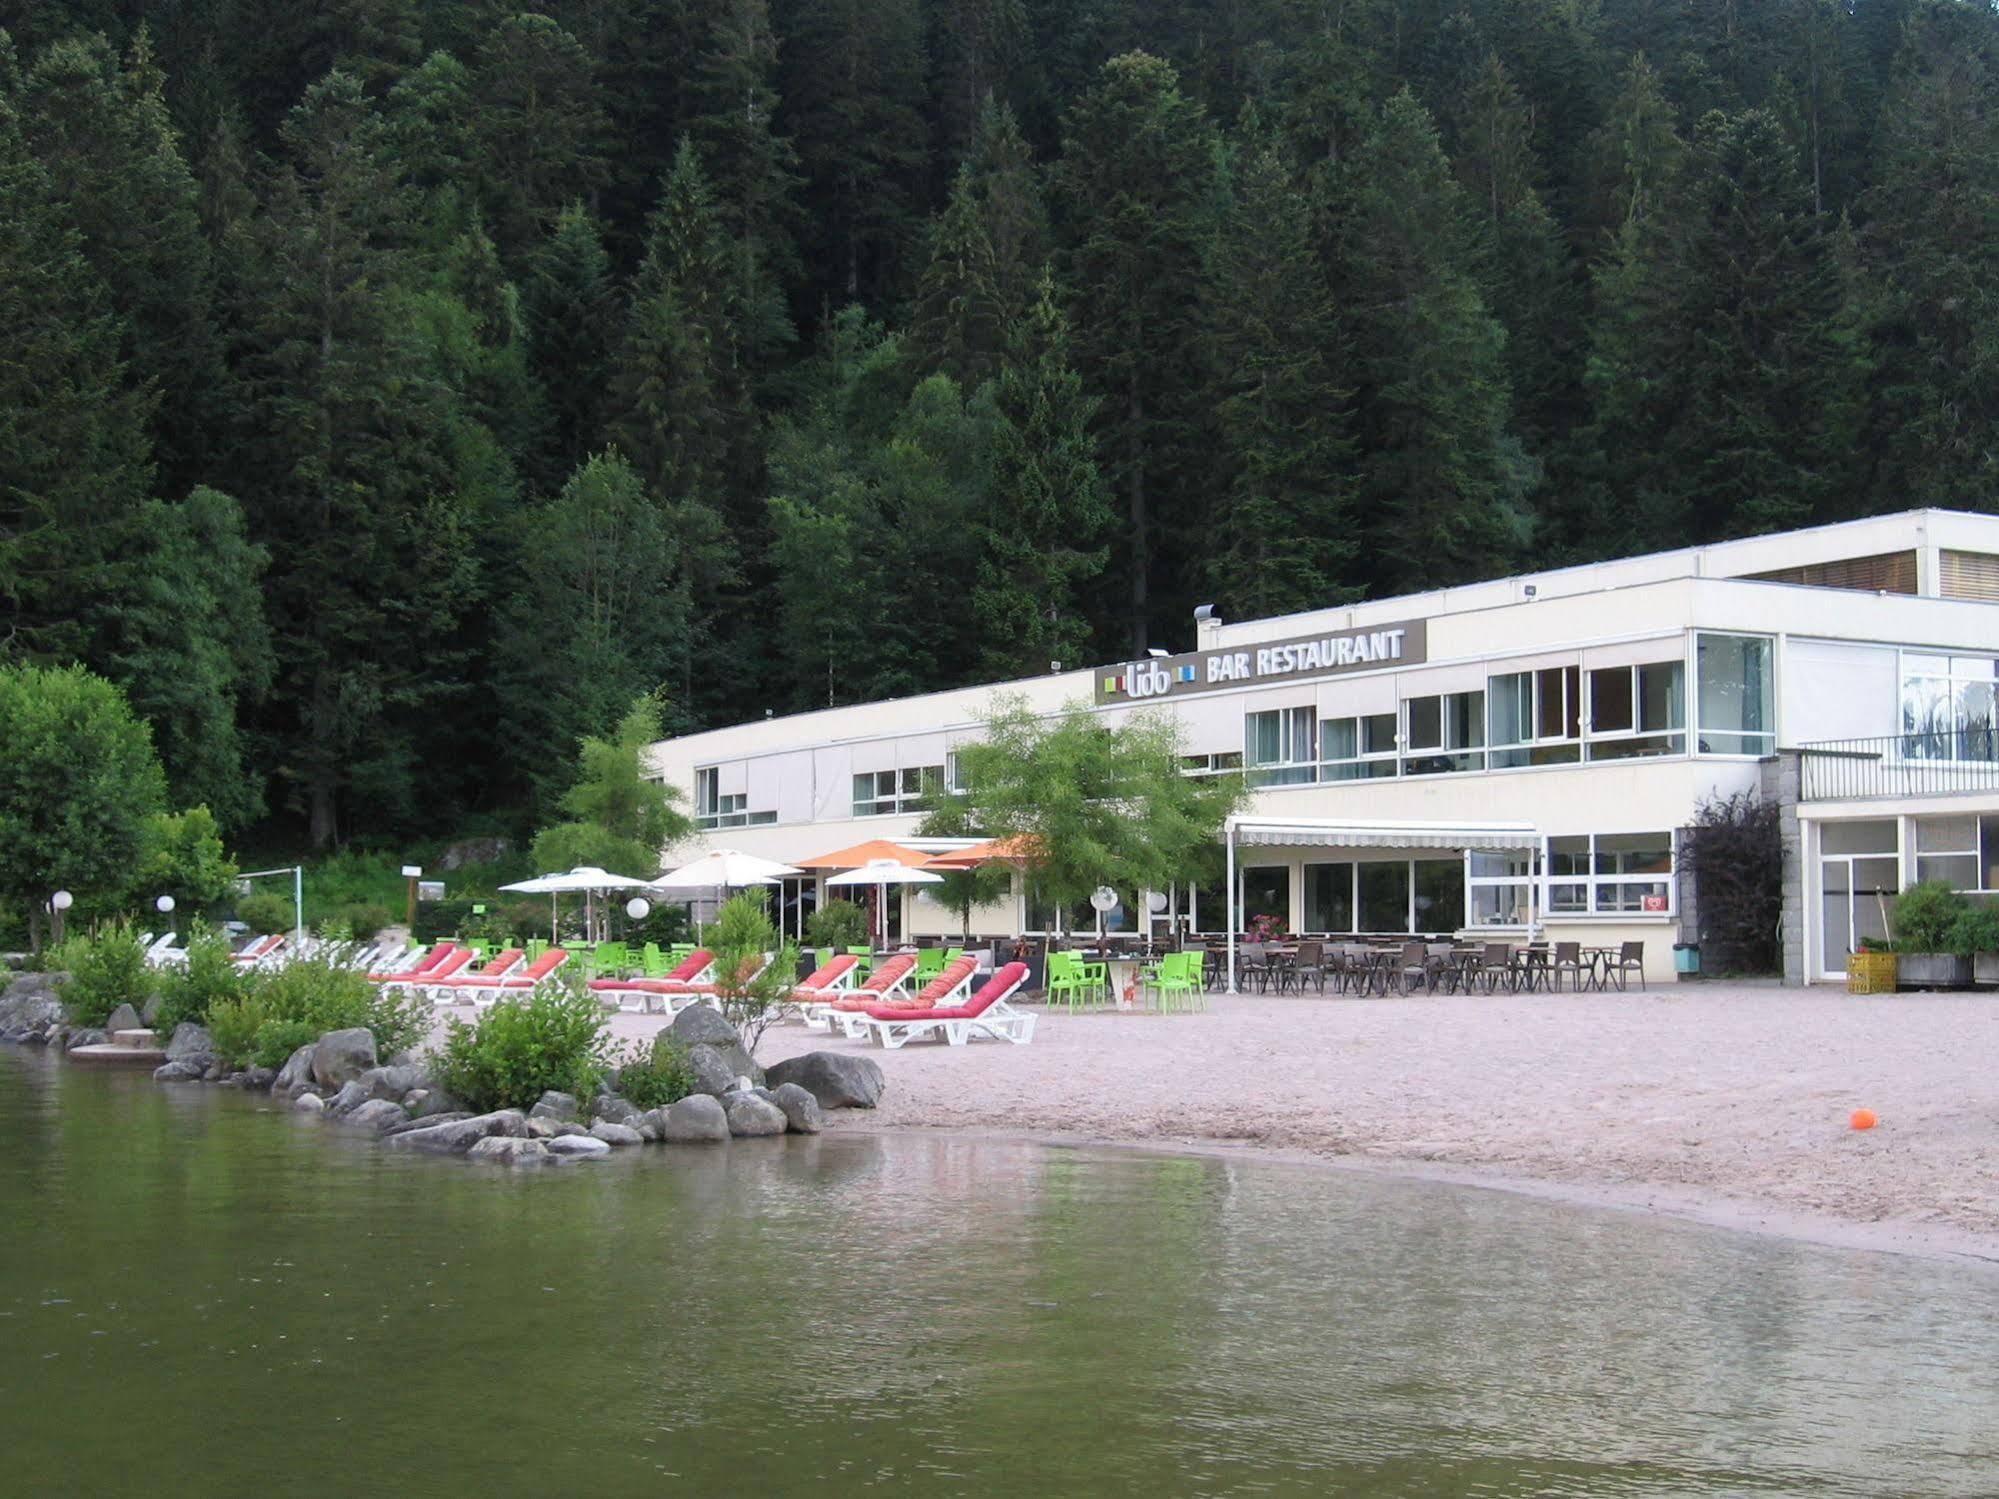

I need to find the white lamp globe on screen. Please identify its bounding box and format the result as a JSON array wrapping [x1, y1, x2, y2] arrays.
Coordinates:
[[156, 895, 176, 914], [625, 897, 651, 920], [50, 890, 73, 912]]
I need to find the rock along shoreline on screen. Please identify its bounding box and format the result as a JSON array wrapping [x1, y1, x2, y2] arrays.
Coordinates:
[[0, 971, 884, 1168]]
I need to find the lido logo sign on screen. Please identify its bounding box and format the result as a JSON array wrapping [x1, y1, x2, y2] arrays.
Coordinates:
[[1096, 619, 1428, 705]]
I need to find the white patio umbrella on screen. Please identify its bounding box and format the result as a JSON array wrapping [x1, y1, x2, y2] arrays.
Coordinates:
[[823, 858, 942, 949], [500, 866, 657, 944], [651, 850, 803, 937]]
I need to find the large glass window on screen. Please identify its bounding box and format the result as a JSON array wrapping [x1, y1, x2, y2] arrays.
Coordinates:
[[1238, 866, 1291, 931], [1468, 851, 1535, 927], [1357, 862, 1410, 932], [1246, 706, 1316, 787], [695, 767, 773, 828], [851, 765, 939, 817], [1488, 666, 1581, 768], [1303, 863, 1354, 932], [1547, 832, 1673, 915], [1914, 814, 1995, 891], [1412, 859, 1465, 932], [1696, 634, 1775, 755], [1402, 691, 1485, 775], [1319, 714, 1399, 781], [1901, 653, 1998, 761], [1587, 661, 1685, 760]]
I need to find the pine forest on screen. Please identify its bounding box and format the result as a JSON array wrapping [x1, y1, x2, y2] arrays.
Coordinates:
[[2, 0, 1997, 851]]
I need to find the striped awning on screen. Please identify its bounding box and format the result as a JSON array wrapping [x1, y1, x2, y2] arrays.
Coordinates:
[[1226, 816, 1539, 852]]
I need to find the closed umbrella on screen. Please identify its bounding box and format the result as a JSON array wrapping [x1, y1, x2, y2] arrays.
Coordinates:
[[823, 858, 943, 950]]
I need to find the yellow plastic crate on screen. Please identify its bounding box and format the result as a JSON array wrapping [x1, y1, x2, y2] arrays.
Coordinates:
[[1847, 950, 1897, 995]]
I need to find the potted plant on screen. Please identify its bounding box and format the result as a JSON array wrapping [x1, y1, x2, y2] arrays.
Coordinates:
[[1247, 912, 1287, 942], [1951, 904, 1999, 989], [1891, 879, 1975, 990]]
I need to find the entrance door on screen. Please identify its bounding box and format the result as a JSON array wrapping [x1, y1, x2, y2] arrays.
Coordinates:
[[1819, 856, 1898, 976]]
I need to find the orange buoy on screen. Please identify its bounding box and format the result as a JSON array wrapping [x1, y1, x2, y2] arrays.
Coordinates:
[[1849, 1108, 1878, 1131]]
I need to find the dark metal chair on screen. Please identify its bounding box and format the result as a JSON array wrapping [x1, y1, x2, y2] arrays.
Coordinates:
[[1607, 941, 1646, 990]]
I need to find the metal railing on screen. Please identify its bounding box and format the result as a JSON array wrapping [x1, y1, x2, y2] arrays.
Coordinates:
[[1797, 722, 1999, 801]]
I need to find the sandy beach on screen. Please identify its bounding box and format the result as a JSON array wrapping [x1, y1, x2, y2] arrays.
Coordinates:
[[587, 982, 1999, 1263]]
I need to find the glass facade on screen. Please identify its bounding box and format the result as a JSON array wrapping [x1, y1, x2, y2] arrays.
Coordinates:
[[1695, 634, 1775, 755]]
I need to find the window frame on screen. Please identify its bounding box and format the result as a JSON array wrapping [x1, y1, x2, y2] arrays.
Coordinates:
[[1245, 705, 1317, 787], [1543, 831, 1676, 918], [1585, 660, 1686, 761], [1694, 632, 1776, 758]]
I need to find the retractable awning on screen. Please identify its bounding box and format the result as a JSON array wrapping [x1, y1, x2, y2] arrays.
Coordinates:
[[1226, 816, 1540, 852]]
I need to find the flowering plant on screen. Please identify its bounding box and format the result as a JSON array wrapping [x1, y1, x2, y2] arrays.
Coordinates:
[[1247, 912, 1287, 942]]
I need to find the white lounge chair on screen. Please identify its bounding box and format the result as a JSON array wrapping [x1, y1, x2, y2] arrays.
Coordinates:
[[834, 954, 980, 1039], [853, 963, 1035, 1049]]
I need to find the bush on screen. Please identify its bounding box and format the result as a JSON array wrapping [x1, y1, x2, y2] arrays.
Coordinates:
[[152, 921, 247, 1034], [1949, 903, 1999, 957], [615, 1030, 696, 1110], [428, 976, 609, 1113], [205, 957, 429, 1069], [236, 892, 294, 935], [1890, 879, 1973, 954], [804, 899, 869, 951], [51, 923, 152, 1027], [707, 893, 798, 1056], [341, 902, 392, 942]]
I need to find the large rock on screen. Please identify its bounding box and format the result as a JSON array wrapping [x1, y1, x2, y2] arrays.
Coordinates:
[[659, 1094, 729, 1144], [405, 1088, 465, 1118], [544, 1134, 611, 1158], [764, 1052, 885, 1111], [293, 1092, 325, 1114], [590, 1095, 641, 1127], [770, 1082, 825, 1135], [64, 1028, 108, 1052], [387, 1109, 529, 1155], [325, 1080, 371, 1118], [104, 1002, 142, 1036], [722, 1092, 787, 1138], [164, 1023, 216, 1072], [272, 1043, 318, 1100], [0, 972, 66, 1040], [356, 1065, 425, 1103], [466, 1136, 552, 1167], [241, 1067, 277, 1092], [588, 1121, 644, 1147], [529, 1091, 579, 1122], [340, 1099, 408, 1132], [685, 1044, 738, 1099], [311, 1028, 378, 1089], [139, 994, 162, 1027], [669, 1007, 762, 1085], [381, 1111, 470, 1138], [153, 1060, 202, 1082]]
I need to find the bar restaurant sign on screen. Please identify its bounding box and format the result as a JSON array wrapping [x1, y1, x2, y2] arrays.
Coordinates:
[[1094, 620, 1428, 705]]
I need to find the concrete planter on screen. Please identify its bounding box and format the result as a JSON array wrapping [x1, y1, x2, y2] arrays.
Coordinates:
[[1974, 951, 1999, 988], [1896, 952, 1973, 990]]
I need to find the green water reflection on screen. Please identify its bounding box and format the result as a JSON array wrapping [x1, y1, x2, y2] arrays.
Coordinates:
[[2, 1047, 1995, 1497]]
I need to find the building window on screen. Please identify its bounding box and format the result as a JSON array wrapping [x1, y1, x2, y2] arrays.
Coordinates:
[[1319, 714, 1399, 781], [1913, 814, 1999, 891], [1237, 866, 1291, 931], [1488, 667, 1581, 768], [693, 766, 775, 828], [1547, 832, 1674, 915], [1900, 653, 1998, 761], [1696, 634, 1775, 756], [1467, 851, 1535, 927], [1357, 861, 1410, 932], [694, 767, 718, 821], [1245, 706, 1316, 787], [1303, 862, 1355, 932], [1586, 661, 1685, 760], [1180, 750, 1245, 777], [1403, 691, 1484, 775], [851, 765, 940, 817]]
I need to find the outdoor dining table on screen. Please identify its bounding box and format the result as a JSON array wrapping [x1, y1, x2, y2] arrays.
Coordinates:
[[1581, 946, 1622, 991]]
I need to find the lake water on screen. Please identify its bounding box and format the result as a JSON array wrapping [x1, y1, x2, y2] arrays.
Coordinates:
[[3, 1048, 1997, 1496]]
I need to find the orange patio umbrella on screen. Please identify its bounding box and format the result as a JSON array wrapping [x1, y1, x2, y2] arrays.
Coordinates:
[[792, 837, 934, 871], [920, 835, 1044, 870]]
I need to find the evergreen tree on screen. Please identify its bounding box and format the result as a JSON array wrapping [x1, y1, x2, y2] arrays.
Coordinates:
[[1054, 50, 1217, 652], [964, 93, 1047, 320], [1204, 133, 1358, 617], [0, 47, 154, 662], [22, 30, 226, 500], [973, 270, 1110, 679], [686, 0, 803, 372], [1857, 0, 1999, 510], [524, 202, 621, 487], [469, 12, 609, 263], [1341, 89, 1529, 588], [1581, 52, 1685, 240], [906, 164, 1002, 387]]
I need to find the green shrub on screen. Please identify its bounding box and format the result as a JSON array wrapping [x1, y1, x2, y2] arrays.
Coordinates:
[[51, 923, 153, 1028], [342, 902, 392, 942], [204, 991, 270, 1068], [616, 1031, 696, 1110], [805, 899, 869, 951], [1947, 903, 1999, 958], [153, 921, 247, 1034], [708, 893, 798, 1056], [236, 892, 294, 935], [428, 976, 608, 1113], [203, 957, 431, 1069], [1890, 879, 1973, 954]]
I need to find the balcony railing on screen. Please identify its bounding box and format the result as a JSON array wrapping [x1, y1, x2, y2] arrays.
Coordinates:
[[1798, 723, 1999, 801]]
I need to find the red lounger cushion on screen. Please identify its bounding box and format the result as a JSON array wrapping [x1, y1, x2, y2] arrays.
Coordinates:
[[791, 954, 859, 995], [910, 956, 978, 1006], [864, 962, 1027, 1023], [369, 941, 453, 982], [493, 949, 569, 988], [433, 950, 525, 987]]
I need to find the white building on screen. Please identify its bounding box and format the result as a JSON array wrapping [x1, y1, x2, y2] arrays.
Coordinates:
[[647, 509, 1999, 984]]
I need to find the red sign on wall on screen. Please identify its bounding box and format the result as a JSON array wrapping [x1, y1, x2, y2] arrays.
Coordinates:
[[1641, 894, 1668, 913]]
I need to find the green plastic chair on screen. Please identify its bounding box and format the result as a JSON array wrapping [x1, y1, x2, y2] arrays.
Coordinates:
[[467, 939, 491, 961], [1044, 951, 1106, 1013], [814, 946, 834, 972], [943, 947, 964, 965], [1145, 951, 1204, 1014], [525, 938, 549, 961], [593, 941, 630, 979], [845, 946, 873, 980], [640, 942, 669, 978], [914, 946, 946, 983]]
